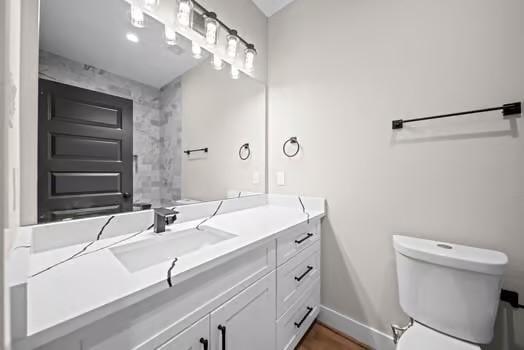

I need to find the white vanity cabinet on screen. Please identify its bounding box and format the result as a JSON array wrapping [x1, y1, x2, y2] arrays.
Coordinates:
[[31, 217, 322, 350], [210, 272, 276, 350]]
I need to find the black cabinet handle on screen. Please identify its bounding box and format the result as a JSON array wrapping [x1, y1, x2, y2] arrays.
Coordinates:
[[294, 266, 314, 282], [199, 338, 208, 350], [122, 192, 130, 199], [294, 307, 313, 328], [218, 325, 226, 350], [295, 233, 313, 244]]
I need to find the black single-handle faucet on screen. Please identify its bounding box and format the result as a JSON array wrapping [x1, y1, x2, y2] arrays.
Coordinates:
[[154, 208, 179, 233]]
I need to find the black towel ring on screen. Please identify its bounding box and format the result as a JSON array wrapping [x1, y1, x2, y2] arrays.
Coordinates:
[[239, 143, 251, 160], [283, 137, 300, 158]]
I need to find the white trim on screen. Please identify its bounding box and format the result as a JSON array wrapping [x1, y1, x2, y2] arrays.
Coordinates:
[[318, 305, 395, 350]]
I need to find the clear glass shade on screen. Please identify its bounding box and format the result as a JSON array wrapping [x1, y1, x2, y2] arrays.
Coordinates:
[[212, 54, 223, 70], [164, 26, 177, 46], [204, 14, 219, 45], [230, 66, 240, 80], [144, 0, 159, 9], [226, 32, 239, 58], [192, 42, 202, 59], [130, 5, 145, 28], [244, 47, 256, 72], [177, 0, 193, 27]]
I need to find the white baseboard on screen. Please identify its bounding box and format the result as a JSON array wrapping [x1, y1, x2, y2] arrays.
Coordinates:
[[318, 305, 395, 350]]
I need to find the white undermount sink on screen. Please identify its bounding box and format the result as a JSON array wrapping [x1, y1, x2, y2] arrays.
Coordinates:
[[110, 227, 237, 272]]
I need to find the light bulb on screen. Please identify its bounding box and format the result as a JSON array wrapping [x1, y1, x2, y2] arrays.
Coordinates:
[[204, 12, 218, 45], [144, 0, 159, 9], [165, 26, 177, 46], [130, 5, 145, 28], [192, 42, 202, 59], [177, 0, 193, 27], [212, 54, 223, 70], [244, 44, 256, 72], [231, 66, 240, 80], [227, 30, 239, 58]]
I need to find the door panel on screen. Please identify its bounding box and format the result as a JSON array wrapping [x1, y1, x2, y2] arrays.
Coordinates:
[[51, 134, 122, 161], [38, 79, 133, 222], [211, 272, 276, 350], [52, 96, 122, 127], [51, 172, 121, 195]]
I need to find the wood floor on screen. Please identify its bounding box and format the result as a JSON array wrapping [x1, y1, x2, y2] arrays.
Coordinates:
[[297, 322, 369, 350]]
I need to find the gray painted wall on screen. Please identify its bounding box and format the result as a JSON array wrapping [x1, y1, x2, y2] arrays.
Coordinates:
[[268, 0, 524, 349], [39, 51, 182, 208]]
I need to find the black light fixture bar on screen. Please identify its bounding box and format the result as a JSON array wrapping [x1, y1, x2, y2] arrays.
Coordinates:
[[392, 102, 521, 130], [192, 0, 255, 51]]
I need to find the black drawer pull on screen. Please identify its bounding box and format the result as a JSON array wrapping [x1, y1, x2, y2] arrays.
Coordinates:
[[218, 325, 226, 350], [200, 338, 208, 350], [295, 306, 314, 328], [295, 266, 314, 282], [295, 233, 313, 244]]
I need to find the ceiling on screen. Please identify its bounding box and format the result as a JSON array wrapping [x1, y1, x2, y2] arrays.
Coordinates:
[[251, 0, 297, 17], [40, 0, 205, 88]]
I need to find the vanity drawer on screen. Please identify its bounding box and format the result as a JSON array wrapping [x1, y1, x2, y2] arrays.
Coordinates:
[[277, 220, 320, 266], [276, 279, 320, 350], [276, 241, 320, 318]]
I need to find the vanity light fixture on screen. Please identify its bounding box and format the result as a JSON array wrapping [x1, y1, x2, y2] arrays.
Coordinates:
[[204, 12, 219, 45], [144, 0, 159, 10], [231, 66, 240, 80], [130, 5, 145, 28], [244, 44, 256, 72], [126, 32, 140, 43], [134, 0, 258, 74], [177, 0, 193, 27], [192, 42, 202, 59], [164, 26, 177, 46], [226, 30, 239, 58], [212, 53, 224, 70]]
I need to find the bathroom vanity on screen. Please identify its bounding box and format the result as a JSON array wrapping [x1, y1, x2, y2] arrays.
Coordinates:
[[9, 195, 324, 350]]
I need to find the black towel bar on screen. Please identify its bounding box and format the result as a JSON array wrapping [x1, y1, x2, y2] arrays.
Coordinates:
[[392, 102, 521, 130], [184, 147, 208, 155]]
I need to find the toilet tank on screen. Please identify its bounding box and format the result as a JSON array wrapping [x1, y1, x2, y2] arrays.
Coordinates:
[[393, 235, 508, 344]]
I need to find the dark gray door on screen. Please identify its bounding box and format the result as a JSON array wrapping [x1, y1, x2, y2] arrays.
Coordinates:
[[38, 79, 133, 222]]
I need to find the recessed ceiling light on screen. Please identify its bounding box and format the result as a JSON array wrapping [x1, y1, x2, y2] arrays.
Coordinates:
[[126, 33, 139, 43]]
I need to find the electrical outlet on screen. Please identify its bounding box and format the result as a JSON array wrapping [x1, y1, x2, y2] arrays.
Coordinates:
[[252, 171, 260, 184]]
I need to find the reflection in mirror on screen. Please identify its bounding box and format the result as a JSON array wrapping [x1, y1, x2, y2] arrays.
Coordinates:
[[37, 0, 266, 222]]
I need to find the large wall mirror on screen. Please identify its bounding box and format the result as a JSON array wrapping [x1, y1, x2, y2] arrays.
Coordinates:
[[34, 0, 266, 223]]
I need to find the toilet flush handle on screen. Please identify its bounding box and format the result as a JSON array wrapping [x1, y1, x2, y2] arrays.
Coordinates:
[[391, 318, 413, 344]]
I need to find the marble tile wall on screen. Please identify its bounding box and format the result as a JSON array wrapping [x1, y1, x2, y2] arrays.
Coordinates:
[[39, 51, 182, 207], [159, 78, 183, 205]]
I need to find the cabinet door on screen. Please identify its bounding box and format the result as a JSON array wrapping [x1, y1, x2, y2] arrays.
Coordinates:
[[157, 315, 210, 350], [210, 272, 276, 350]]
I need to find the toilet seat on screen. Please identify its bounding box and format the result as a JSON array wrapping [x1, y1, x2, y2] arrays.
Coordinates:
[[397, 322, 480, 350]]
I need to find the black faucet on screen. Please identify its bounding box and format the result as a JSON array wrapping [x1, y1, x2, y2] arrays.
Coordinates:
[[154, 208, 179, 233]]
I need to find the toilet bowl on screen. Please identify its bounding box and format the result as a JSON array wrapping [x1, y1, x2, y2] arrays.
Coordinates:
[[397, 322, 479, 350], [393, 235, 508, 349]]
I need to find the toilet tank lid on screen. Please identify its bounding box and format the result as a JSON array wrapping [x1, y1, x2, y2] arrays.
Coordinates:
[[393, 235, 508, 275]]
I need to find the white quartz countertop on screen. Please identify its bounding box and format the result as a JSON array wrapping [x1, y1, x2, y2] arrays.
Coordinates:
[[25, 203, 323, 344]]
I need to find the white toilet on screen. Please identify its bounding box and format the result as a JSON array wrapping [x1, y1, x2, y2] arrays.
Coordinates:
[[393, 235, 508, 350]]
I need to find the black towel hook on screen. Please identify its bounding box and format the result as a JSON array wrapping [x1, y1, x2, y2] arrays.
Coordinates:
[[283, 137, 300, 157], [239, 143, 251, 160]]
